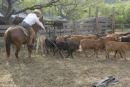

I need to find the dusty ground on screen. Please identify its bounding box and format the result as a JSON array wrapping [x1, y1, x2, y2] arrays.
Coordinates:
[[0, 49, 130, 87]]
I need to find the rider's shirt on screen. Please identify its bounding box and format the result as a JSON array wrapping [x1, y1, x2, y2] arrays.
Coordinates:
[[23, 13, 45, 29]]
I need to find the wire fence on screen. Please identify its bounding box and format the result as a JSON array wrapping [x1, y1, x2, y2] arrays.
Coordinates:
[[115, 24, 130, 33]]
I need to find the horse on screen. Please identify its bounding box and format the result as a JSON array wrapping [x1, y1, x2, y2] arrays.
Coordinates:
[[4, 16, 44, 65]]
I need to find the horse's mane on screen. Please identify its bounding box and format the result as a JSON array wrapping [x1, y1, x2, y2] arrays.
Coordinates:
[[32, 16, 44, 33], [32, 24, 39, 33]]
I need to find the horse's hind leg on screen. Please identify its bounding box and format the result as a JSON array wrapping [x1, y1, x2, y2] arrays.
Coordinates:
[[15, 44, 21, 63]]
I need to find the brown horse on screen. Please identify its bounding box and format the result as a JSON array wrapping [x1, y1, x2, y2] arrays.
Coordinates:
[[4, 16, 44, 64]]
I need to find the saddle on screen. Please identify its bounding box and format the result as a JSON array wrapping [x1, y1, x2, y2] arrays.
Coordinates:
[[18, 24, 29, 36]]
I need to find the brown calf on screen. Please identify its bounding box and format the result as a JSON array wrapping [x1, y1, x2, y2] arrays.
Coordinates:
[[79, 38, 105, 58], [105, 41, 130, 60]]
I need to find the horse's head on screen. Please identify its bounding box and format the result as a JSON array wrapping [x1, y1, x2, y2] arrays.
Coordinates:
[[39, 16, 44, 25], [32, 16, 45, 33]]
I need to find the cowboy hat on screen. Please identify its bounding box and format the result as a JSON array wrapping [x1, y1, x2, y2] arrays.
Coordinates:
[[34, 9, 41, 15]]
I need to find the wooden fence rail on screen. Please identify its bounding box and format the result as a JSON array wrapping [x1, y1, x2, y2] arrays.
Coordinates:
[[0, 6, 115, 38], [0, 25, 13, 36], [53, 11, 113, 36]]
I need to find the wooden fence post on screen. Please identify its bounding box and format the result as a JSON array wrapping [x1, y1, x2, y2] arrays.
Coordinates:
[[88, 7, 91, 18], [54, 26, 57, 36], [112, 7, 115, 33], [104, 8, 107, 15], [95, 6, 99, 34], [73, 21, 76, 34]]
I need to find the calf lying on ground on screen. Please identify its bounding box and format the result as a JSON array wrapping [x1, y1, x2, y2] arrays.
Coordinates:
[[53, 41, 79, 58]]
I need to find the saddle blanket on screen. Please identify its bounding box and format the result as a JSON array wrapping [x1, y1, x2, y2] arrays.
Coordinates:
[[8, 25, 28, 36]]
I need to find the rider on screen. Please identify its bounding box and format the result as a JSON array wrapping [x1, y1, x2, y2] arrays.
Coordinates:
[[21, 9, 46, 45]]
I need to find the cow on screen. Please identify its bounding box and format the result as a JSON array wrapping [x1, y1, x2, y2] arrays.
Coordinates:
[[45, 37, 57, 54], [53, 41, 79, 58], [66, 34, 97, 45], [79, 38, 106, 58], [118, 36, 130, 42], [114, 36, 130, 58], [36, 35, 46, 53], [105, 41, 130, 60]]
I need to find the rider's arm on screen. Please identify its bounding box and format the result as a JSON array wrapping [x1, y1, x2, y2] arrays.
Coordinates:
[[35, 17, 46, 30]]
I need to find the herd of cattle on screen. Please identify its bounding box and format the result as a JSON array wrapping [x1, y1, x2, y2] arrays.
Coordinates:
[[36, 32, 130, 60]]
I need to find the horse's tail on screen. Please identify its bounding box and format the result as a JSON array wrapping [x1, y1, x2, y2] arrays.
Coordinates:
[[4, 30, 11, 58]]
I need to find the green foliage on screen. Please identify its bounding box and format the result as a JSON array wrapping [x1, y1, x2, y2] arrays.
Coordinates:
[[19, 0, 130, 25], [20, 0, 48, 13], [100, 1, 130, 26], [20, 0, 103, 20], [104, 0, 118, 3]]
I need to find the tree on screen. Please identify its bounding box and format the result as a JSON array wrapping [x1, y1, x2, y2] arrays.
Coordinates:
[[0, 0, 60, 24], [54, 0, 103, 20], [104, 0, 117, 3], [54, 0, 81, 20]]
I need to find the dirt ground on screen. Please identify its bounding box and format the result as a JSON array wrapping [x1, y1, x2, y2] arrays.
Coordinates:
[[0, 49, 130, 87]]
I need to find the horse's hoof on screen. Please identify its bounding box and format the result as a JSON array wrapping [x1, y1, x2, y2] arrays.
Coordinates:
[[26, 55, 31, 59], [6, 61, 10, 67]]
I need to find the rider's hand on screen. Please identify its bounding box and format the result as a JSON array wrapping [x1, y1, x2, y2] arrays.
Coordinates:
[[43, 28, 46, 32]]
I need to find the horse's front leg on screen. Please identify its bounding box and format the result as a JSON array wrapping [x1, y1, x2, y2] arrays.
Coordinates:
[[27, 44, 33, 58]]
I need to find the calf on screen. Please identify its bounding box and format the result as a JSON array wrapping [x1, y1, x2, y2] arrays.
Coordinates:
[[36, 35, 46, 53], [79, 38, 105, 58], [102, 34, 121, 58], [105, 41, 130, 60], [66, 35, 97, 45], [118, 36, 130, 42], [56, 36, 66, 42], [45, 37, 56, 54], [114, 36, 130, 58], [120, 32, 130, 36], [53, 41, 79, 58]]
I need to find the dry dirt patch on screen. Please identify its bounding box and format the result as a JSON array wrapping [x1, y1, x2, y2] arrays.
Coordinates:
[[0, 51, 130, 87]]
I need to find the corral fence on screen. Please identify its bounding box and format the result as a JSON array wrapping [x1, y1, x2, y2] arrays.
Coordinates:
[[0, 6, 115, 38], [0, 25, 13, 37], [0, 25, 12, 52], [0, 6, 115, 49], [40, 6, 115, 37], [115, 24, 130, 33]]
